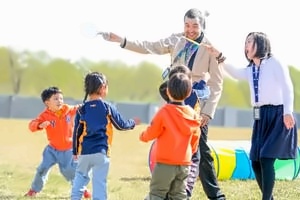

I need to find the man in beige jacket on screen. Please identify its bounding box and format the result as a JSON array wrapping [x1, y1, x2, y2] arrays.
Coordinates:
[[102, 8, 225, 200]]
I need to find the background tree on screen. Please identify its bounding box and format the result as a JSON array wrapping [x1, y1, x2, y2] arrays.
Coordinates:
[[289, 66, 300, 111], [8, 50, 31, 94], [0, 46, 299, 111], [0, 48, 11, 94]]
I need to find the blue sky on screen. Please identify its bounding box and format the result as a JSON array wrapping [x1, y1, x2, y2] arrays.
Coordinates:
[[0, 0, 299, 69]]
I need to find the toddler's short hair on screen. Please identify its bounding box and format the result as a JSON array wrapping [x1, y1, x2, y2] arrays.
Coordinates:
[[41, 86, 62, 102], [159, 81, 169, 102], [167, 73, 192, 101]]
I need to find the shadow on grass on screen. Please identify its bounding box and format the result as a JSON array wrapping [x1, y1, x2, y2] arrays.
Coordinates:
[[1, 195, 70, 200], [120, 176, 151, 182], [0, 196, 15, 200]]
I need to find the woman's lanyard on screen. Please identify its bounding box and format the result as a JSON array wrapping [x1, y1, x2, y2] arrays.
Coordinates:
[[252, 65, 260, 120], [252, 65, 260, 103]]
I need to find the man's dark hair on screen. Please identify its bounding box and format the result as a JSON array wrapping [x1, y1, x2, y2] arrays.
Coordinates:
[[184, 8, 209, 30], [41, 86, 62, 102]]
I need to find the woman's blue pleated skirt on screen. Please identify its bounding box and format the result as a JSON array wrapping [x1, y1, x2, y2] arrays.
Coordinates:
[[250, 105, 298, 161]]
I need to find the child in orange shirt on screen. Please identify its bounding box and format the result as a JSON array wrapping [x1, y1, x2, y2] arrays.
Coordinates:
[[24, 86, 90, 198], [140, 72, 201, 200], [159, 65, 210, 198]]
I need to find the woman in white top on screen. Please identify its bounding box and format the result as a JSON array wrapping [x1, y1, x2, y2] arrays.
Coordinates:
[[207, 32, 298, 200]]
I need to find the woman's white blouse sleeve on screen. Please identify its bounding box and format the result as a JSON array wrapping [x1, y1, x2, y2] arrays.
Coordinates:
[[223, 64, 248, 80]]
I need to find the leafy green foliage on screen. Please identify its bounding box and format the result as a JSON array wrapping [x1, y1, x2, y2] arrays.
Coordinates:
[[218, 79, 250, 108], [0, 47, 12, 93], [0, 47, 299, 111], [289, 67, 300, 111]]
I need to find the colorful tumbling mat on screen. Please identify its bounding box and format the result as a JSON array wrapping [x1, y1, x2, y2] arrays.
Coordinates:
[[148, 140, 300, 180]]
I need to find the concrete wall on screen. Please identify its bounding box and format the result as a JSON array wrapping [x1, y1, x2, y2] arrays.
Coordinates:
[[0, 95, 299, 128]]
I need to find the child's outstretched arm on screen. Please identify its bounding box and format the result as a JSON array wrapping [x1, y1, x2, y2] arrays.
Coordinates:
[[139, 112, 163, 142], [107, 103, 138, 130], [193, 81, 211, 101], [28, 113, 50, 132], [200, 72, 210, 83]]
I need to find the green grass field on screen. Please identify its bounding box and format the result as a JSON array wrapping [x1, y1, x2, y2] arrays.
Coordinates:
[[0, 119, 299, 200]]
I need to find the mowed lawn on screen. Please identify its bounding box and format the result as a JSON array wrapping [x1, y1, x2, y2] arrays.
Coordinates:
[[0, 118, 300, 200]]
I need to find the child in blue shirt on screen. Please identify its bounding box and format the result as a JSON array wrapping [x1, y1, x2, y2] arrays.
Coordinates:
[[71, 72, 139, 200], [159, 65, 210, 107]]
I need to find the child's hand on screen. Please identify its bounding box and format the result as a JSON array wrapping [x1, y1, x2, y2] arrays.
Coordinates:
[[38, 121, 50, 129], [139, 132, 144, 141], [201, 72, 210, 83], [133, 117, 141, 125]]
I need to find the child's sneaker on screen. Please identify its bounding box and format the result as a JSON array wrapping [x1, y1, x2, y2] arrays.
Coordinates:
[[24, 189, 38, 197], [83, 189, 91, 198]]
